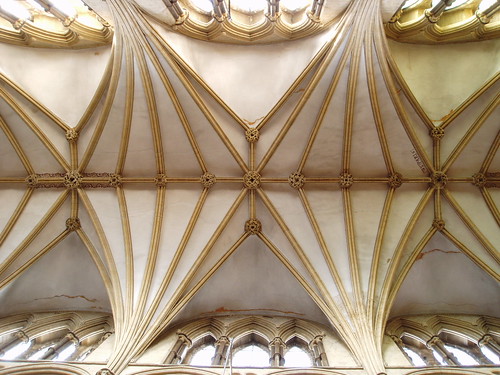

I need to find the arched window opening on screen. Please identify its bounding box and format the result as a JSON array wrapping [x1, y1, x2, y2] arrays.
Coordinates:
[[481, 346, 499, 364], [431, 349, 447, 365], [190, 344, 215, 366], [284, 346, 312, 367], [55, 343, 77, 361], [232, 344, 269, 367], [28, 346, 52, 360], [444, 344, 479, 365], [403, 347, 426, 367], [0, 340, 31, 360]]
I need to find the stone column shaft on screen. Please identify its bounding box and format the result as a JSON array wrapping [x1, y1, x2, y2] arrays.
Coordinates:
[[211, 336, 229, 365], [427, 336, 459, 366], [269, 337, 285, 367], [0, 331, 29, 357], [165, 332, 191, 364]]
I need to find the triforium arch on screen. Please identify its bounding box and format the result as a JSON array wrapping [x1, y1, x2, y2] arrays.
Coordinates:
[[160, 315, 332, 367], [0, 312, 113, 363], [386, 315, 500, 367]]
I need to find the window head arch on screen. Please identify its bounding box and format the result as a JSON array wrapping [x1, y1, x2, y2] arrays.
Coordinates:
[[232, 333, 270, 367]]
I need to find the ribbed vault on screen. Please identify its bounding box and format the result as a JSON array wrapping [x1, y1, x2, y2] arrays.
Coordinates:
[[0, 0, 498, 374]]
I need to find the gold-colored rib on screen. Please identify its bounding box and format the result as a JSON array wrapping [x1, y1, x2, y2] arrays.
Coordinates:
[[134, 186, 166, 323], [130, 35, 165, 174], [442, 229, 500, 282], [115, 43, 135, 175], [440, 72, 500, 130], [75, 48, 115, 133], [71, 189, 78, 218], [382, 226, 437, 332], [256, 33, 348, 173], [257, 230, 368, 371], [256, 40, 335, 132], [297, 33, 353, 173], [297, 188, 355, 317], [442, 92, 500, 173], [107, 188, 247, 372], [0, 230, 69, 289], [79, 35, 123, 172], [0, 189, 69, 277], [116, 186, 134, 325], [0, 86, 70, 171], [342, 26, 362, 172], [376, 42, 434, 173], [0, 188, 34, 246], [366, 33, 395, 175], [256, 188, 336, 309], [0, 115, 34, 174], [77, 188, 125, 333], [139, 19, 245, 173], [141, 18, 248, 130], [442, 189, 499, 264], [143, 187, 209, 323], [480, 129, 499, 173], [374, 187, 433, 338], [382, 47, 434, 132], [136, 32, 208, 174], [175, 230, 250, 305], [480, 188, 500, 226], [367, 188, 395, 321], [0, 72, 68, 132], [76, 228, 117, 315]]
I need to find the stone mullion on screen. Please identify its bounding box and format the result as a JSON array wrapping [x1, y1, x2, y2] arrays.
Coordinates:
[[211, 336, 229, 365], [478, 334, 500, 355], [464, 344, 494, 365], [309, 335, 328, 366], [164, 332, 191, 364], [389, 335, 414, 365], [41, 332, 79, 360], [269, 337, 286, 367], [0, 330, 29, 357], [426, 336, 459, 366]]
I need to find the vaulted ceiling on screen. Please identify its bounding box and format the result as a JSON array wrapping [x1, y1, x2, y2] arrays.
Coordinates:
[[0, 0, 498, 374]]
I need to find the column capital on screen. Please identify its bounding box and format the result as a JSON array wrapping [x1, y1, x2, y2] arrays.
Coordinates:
[[478, 334, 493, 347], [176, 331, 192, 347], [426, 335, 443, 347], [15, 330, 29, 342]]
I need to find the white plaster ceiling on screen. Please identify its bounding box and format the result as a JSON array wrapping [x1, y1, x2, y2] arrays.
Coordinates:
[[0, 0, 498, 373]]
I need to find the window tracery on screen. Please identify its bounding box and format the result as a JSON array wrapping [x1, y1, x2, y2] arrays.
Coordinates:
[[0, 312, 113, 363], [164, 316, 328, 368], [386, 315, 500, 368]]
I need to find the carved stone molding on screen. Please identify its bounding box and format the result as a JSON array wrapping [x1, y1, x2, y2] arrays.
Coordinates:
[[155, 174, 168, 187], [388, 173, 403, 189], [201, 172, 216, 189], [66, 129, 79, 142], [108, 174, 122, 188], [430, 126, 444, 140], [432, 219, 445, 231], [64, 171, 83, 189], [96, 369, 114, 375], [245, 128, 260, 143], [245, 219, 262, 235], [243, 171, 261, 189], [426, 335, 443, 347], [66, 218, 81, 232], [288, 172, 305, 189], [25, 174, 39, 188], [472, 172, 487, 187], [65, 332, 80, 346], [15, 330, 29, 342], [431, 171, 448, 189], [339, 172, 353, 188]]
